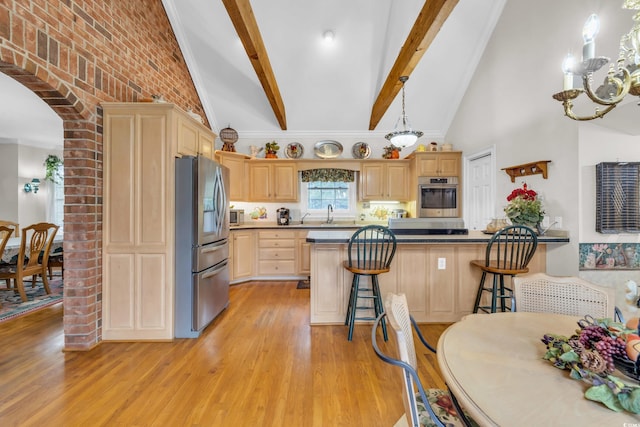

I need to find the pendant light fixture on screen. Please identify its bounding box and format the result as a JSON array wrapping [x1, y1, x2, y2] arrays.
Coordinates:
[[385, 76, 423, 148]]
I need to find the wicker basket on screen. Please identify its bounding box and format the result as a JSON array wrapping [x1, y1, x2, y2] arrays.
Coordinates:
[[613, 354, 640, 381]]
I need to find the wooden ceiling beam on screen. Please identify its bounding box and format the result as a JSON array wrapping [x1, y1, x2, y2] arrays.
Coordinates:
[[369, 0, 459, 130], [222, 0, 287, 130]]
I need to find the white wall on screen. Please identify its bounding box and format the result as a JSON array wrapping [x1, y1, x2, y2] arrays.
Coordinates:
[[0, 141, 19, 221], [445, 0, 634, 276], [0, 142, 62, 230]]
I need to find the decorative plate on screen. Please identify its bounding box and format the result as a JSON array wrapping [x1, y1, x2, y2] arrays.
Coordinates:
[[314, 140, 343, 159], [352, 142, 371, 159], [285, 142, 304, 159]]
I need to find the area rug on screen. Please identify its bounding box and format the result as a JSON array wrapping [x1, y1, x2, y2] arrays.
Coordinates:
[[296, 279, 310, 289], [0, 277, 63, 323]]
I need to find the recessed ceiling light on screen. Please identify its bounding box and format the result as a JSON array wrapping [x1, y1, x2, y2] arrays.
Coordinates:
[[322, 30, 335, 44]]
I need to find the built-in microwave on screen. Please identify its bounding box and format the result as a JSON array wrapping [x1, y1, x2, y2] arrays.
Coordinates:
[[418, 177, 460, 218], [229, 209, 244, 226]]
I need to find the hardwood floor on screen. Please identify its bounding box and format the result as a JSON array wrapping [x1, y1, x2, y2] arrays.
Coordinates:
[[0, 281, 450, 426]]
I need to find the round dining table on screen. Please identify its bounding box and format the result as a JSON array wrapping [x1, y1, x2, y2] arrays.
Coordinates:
[[437, 312, 640, 426]]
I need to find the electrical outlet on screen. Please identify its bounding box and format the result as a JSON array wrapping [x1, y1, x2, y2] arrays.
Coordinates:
[[362, 201, 370, 209], [438, 258, 446, 270]]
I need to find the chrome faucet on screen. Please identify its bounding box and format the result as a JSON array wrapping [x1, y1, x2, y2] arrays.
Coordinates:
[[301, 212, 311, 224], [327, 204, 334, 224]]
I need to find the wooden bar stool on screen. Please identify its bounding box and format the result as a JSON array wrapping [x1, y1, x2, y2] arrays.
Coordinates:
[[343, 225, 397, 341], [471, 225, 537, 313]]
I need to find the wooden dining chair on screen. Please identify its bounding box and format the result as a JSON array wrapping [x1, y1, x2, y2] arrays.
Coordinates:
[[47, 247, 64, 279], [0, 222, 59, 302], [372, 293, 474, 427], [0, 220, 19, 237], [0, 225, 16, 304]]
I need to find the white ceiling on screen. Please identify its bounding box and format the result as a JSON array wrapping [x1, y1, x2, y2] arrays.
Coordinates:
[[163, 0, 506, 139], [3, 0, 639, 150], [0, 73, 63, 148]]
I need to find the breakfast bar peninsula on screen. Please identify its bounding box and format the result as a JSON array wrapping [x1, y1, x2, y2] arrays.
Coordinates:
[[306, 230, 569, 324]]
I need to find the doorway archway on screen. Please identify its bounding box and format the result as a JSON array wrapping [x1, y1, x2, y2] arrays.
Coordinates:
[[0, 62, 101, 351]]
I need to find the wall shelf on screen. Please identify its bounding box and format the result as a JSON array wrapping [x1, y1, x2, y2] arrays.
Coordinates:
[[502, 160, 551, 183]]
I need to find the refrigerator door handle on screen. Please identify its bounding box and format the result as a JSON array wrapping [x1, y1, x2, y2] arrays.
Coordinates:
[[201, 261, 227, 280], [201, 244, 226, 254], [213, 167, 227, 234]]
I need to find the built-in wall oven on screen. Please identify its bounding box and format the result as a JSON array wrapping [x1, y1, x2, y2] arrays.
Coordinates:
[[418, 176, 460, 218]]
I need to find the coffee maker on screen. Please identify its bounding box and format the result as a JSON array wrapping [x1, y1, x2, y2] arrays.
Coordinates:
[[277, 207, 290, 226]]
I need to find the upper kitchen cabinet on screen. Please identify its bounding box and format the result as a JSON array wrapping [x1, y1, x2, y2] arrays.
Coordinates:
[[360, 161, 411, 201], [101, 103, 216, 341], [248, 160, 298, 202], [176, 112, 216, 159], [216, 151, 250, 201], [413, 152, 461, 177]]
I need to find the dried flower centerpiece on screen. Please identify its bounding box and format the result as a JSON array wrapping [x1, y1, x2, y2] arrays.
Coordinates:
[[504, 182, 544, 229], [542, 317, 640, 414]]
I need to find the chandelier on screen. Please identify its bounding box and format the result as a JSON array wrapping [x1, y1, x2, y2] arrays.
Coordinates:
[[552, 0, 640, 121], [385, 76, 423, 148]]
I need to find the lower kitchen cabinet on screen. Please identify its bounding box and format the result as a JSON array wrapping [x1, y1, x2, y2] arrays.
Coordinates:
[[297, 231, 311, 275], [258, 230, 296, 275], [231, 230, 254, 282], [309, 241, 547, 324]]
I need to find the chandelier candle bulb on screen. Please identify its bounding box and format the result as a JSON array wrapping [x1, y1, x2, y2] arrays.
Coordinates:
[[562, 53, 575, 90], [582, 14, 600, 60]]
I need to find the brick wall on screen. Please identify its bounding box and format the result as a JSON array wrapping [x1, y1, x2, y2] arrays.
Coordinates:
[[0, 0, 207, 350]]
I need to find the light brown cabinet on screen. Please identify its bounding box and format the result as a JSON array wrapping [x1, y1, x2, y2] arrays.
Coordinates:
[[309, 240, 547, 324], [230, 229, 254, 282], [216, 151, 249, 201], [101, 103, 216, 340], [359, 161, 411, 201], [297, 230, 311, 275], [177, 113, 215, 159], [248, 161, 298, 202], [414, 152, 461, 176], [257, 230, 296, 275]]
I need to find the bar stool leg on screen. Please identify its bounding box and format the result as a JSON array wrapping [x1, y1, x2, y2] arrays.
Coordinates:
[[347, 274, 360, 341], [473, 271, 488, 313], [345, 274, 356, 326], [490, 274, 499, 313], [371, 275, 388, 341]]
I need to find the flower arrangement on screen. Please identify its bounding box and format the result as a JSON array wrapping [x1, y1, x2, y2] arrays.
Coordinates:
[[541, 317, 640, 414], [504, 182, 544, 228]]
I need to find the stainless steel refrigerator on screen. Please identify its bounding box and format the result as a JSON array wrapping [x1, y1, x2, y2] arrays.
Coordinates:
[[175, 155, 230, 338]]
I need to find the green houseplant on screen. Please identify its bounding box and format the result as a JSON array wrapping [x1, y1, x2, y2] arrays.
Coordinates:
[[265, 141, 280, 158], [44, 154, 63, 183]]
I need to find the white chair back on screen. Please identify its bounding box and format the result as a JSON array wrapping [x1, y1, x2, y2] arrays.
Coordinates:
[[513, 272, 616, 318]]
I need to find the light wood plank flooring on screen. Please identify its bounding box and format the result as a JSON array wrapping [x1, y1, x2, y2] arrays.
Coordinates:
[[0, 281, 450, 426]]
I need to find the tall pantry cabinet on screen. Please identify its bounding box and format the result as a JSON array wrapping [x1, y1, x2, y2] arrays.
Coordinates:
[[102, 103, 216, 340]]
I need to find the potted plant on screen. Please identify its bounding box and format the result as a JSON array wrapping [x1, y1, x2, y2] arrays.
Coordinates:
[[382, 144, 401, 159], [265, 141, 280, 158], [44, 154, 63, 183], [504, 182, 545, 230]]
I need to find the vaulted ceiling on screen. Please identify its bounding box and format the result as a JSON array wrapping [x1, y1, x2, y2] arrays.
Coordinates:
[[162, 0, 506, 139]]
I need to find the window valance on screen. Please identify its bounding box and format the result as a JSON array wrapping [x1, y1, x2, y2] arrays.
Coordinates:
[[301, 168, 355, 183]]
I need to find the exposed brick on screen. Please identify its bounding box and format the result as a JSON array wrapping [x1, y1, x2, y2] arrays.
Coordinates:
[[36, 28, 46, 60], [0, 6, 9, 40], [1, 0, 207, 351]]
